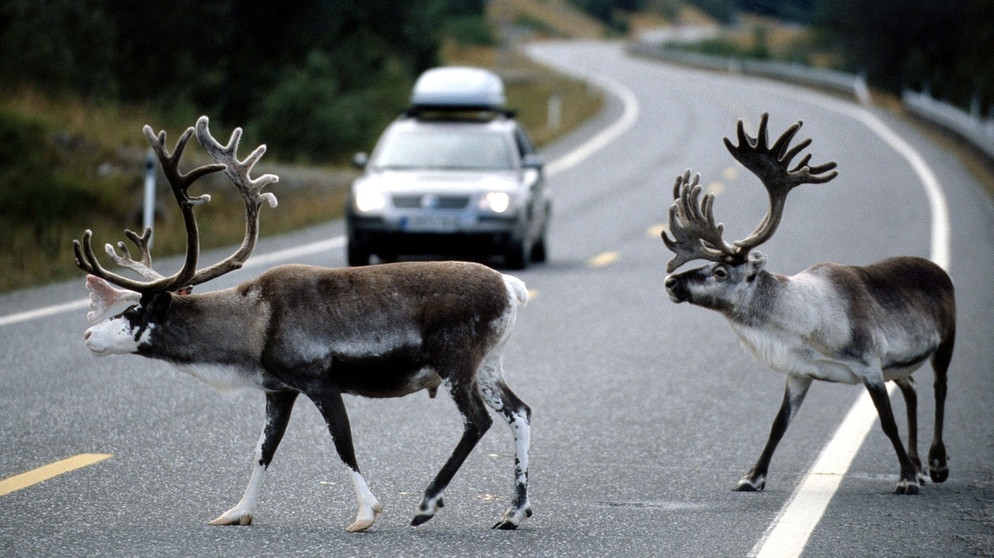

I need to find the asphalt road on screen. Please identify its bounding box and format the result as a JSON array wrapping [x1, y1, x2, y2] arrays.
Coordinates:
[[2, 41, 993, 557]]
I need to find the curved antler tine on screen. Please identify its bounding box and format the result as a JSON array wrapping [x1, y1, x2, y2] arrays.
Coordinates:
[[672, 169, 691, 199], [171, 115, 279, 286], [73, 231, 96, 274], [790, 152, 813, 173], [195, 116, 279, 206], [662, 170, 737, 271], [807, 160, 839, 181], [733, 116, 756, 149], [105, 227, 166, 281], [72, 230, 150, 292], [122, 228, 153, 266], [754, 112, 770, 150], [773, 123, 805, 160]]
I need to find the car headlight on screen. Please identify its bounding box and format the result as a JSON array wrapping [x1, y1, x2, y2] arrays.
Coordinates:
[[354, 189, 387, 213], [480, 191, 512, 214]]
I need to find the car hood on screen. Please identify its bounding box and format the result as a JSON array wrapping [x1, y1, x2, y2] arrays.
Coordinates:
[[353, 169, 520, 194]]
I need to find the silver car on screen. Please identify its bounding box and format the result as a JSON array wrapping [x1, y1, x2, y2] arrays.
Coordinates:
[[345, 67, 549, 268]]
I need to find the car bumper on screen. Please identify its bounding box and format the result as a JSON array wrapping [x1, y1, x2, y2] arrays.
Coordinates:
[[348, 214, 525, 257]]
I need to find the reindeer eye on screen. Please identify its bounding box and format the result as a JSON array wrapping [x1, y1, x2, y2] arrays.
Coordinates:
[[712, 265, 729, 280]]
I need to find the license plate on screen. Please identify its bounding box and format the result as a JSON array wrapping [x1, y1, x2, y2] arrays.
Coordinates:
[[401, 215, 458, 232]]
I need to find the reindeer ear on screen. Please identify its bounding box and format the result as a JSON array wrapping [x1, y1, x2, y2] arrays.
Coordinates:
[[141, 291, 173, 321], [85, 275, 141, 324], [747, 251, 768, 279]]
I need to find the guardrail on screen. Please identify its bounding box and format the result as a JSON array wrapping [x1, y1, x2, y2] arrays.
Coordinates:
[[627, 42, 994, 162], [902, 90, 994, 160], [626, 42, 869, 104]]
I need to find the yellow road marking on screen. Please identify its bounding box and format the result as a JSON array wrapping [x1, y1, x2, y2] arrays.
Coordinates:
[[0, 453, 112, 496], [705, 181, 724, 196], [588, 251, 619, 267]]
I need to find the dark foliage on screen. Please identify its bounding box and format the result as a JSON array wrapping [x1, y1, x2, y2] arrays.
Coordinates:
[[0, 0, 487, 161], [815, 0, 994, 112], [677, 0, 992, 114]]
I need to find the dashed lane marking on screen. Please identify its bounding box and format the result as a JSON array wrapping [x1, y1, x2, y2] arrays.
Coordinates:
[[588, 251, 620, 268]]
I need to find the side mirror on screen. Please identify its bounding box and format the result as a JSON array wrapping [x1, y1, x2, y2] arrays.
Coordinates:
[[352, 152, 369, 170], [522, 154, 544, 174]]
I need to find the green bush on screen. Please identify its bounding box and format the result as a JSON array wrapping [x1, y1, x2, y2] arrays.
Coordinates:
[[0, 111, 98, 227], [253, 51, 412, 163]]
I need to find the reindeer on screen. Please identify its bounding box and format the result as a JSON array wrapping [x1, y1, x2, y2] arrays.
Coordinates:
[[75, 116, 532, 531], [661, 113, 955, 494]]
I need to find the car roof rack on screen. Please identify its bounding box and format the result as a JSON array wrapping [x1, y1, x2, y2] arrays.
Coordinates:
[[407, 67, 510, 117]]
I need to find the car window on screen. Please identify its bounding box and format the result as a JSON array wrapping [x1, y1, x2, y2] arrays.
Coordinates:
[[514, 126, 536, 157], [372, 128, 513, 171]]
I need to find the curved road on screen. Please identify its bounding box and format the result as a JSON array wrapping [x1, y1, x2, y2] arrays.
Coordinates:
[[2, 41, 993, 556]]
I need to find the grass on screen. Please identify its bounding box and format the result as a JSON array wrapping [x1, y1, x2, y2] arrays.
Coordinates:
[[0, 46, 602, 294]]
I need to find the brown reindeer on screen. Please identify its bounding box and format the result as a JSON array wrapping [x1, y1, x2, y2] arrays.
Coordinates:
[[77, 117, 532, 531]]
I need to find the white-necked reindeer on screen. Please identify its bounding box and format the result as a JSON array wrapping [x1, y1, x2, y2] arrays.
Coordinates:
[[76, 116, 532, 531], [661, 113, 955, 494]]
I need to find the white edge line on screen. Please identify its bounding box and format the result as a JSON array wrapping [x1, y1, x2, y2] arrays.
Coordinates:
[[0, 70, 640, 329], [749, 92, 951, 557]]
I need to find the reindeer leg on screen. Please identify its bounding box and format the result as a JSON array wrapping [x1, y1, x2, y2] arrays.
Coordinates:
[[307, 387, 382, 532], [478, 355, 532, 529], [893, 377, 925, 484], [863, 379, 920, 494], [210, 390, 298, 526], [737, 375, 811, 492], [411, 375, 493, 527], [928, 338, 953, 483]]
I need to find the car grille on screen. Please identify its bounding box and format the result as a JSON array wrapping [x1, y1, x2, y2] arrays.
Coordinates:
[[393, 194, 470, 210]]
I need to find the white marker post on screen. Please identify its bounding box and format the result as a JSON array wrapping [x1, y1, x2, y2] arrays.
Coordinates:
[[142, 148, 156, 247]]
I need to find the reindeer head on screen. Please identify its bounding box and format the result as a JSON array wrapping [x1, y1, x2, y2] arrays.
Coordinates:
[[77, 116, 278, 355], [662, 114, 837, 313]]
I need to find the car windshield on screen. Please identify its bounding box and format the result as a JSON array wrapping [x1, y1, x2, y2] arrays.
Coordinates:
[[372, 128, 513, 171]]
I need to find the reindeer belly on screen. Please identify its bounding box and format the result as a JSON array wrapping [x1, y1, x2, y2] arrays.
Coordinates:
[[175, 362, 267, 393], [733, 325, 863, 384], [331, 345, 443, 398]]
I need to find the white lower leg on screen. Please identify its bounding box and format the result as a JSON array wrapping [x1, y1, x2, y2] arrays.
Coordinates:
[[345, 468, 382, 532], [210, 462, 266, 525]]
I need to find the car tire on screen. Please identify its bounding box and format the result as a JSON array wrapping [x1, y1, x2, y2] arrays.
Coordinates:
[[530, 235, 547, 263], [504, 239, 529, 270], [347, 242, 371, 266]]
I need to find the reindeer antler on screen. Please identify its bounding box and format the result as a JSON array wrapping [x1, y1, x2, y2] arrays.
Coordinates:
[[662, 171, 737, 273], [74, 116, 278, 294], [179, 116, 279, 286], [662, 113, 838, 271], [723, 113, 838, 252]]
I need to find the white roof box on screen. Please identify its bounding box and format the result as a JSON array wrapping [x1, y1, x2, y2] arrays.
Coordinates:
[[410, 66, 506, 110]]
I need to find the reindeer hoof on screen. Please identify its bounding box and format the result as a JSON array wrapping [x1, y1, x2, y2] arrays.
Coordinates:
[[929, 454, 949, 483], [410, 496, 444, 527], [410, 513, 434, 527], [929, 466, 949, 483], [346, 518, 375, 532], [346, 501, 383, 532], [895, 480, 920, 495], [208, 513, 252, 526], [492, 505, 532, 530], [734, 475, 766, 492]]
